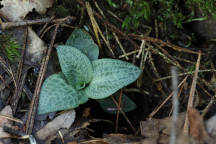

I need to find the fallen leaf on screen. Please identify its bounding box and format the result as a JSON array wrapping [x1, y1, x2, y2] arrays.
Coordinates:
[[36, 109, 76, 140], [0, 0, 54, 63], [188, 107, 210, 142], [0, 105, 13, 143], [103, 133, 143, 144], [140, 119, 159, 139], [140, 113, 185, 144], [0, 0, 54, 21], [141, 138, 157, 144]]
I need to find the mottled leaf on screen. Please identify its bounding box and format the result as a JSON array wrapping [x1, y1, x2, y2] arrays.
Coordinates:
[[57, 45, 93, 90], [77, 90, 89, 105], [84, 59, 142, 99], [66, 29, 99, 61], [97, 94, 136, 114], [38, 73, 80, 114]]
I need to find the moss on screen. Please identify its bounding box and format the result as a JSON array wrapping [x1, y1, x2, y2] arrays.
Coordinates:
[[0, 34, 20, 61], [105, 0, 216, 30], [55, 5, 70, 18]]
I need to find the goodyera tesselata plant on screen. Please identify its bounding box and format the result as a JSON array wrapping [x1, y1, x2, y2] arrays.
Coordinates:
[[38, 29, 142, 114]]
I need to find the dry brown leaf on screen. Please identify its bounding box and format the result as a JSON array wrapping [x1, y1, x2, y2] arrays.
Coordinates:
[[140, 119, 159, 139], [0, 0, 54, 21], [36, 110, 76, 140], [188, 107, 210, 142], [140, 113, 185, 144]]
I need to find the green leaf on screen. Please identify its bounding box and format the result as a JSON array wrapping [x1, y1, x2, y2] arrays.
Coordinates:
[[84, 59, 142, 99], [97, 94, 136, 114], [57, 45, 93, 90], [38, 73, 80, 114], [66, 29, 99, 61], [77, 90, 89, 105]]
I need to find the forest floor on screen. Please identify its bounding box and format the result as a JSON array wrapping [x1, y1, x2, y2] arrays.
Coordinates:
[[0, 0, 216, 144]]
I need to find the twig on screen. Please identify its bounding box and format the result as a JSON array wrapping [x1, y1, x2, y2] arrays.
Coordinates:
[[115, 89, 123, 132], [183, 51, 201, 135], [113, 32, 128, 60], [151, 47, 183, 70], [0, 16, 76, 30], [129, 34, 201, 55], [169, 79, 185, 116], [154, 69, 216, 82], [111, 96, 136, 133], [153, 43, 183, 70], [38, 16, 55, 36], [25, 24, 59, 134], [0, 57, 17, 89], [119, 50, 139, 58], [11, 73, 27, 113], [23, 85, 33, 101], [202, 95, 216, 117], [86, 2, 115, 57], [136, 40, 145, 59], [93, 12, 140, 50], [11, 27, 28, 113], [0, 66, 31, 91], [148, 52, 167, 98], [0, 114, 23, 124], [149, 76, 188, 118], [169, 67, 179, 144], [136, 44, 150, 88]]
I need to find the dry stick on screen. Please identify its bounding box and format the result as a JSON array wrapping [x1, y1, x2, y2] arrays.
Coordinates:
[[119, 50, 139, 58], [183, 51, 201, 135], [0, 114, 23, 124], [153, 43, 184, 70], [128, 34, 200, 55], [111, 96, 136, 133], [154, 69, 216, 82], [40, 24, 57, 39], [0, 66, 31, 91], [93, 12, 140, 50], [0, 16, 76, 30], [148, 52, 167, 98], [169, 67, 179, 144], [86, 2, 101, 48], [151, 47, 183, 70], [137, 44, 150, 88], [11, 73, 27, 113], [115, 89, 123, 132], [38, 16, 55, 36], [11, 27, 28, 113], [149, 76, 188, 118], [169, 80, 185, 116], [25, 24, 59, 134], [86, 2, 115, 57], [136, 40, 145, 59], [23, 85, 33, 101], [0, 57, 17, 89], [113, 32, 128, 60], [202, 95, 216, 117]]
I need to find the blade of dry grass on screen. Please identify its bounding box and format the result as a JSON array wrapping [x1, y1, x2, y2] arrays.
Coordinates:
[[183, 51, 201, 135]]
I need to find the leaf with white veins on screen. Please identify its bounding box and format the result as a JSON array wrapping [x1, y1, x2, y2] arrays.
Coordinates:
[[38, 73, 79, 114], [66, 29, 99, 61], [57, 45, 93, 90], [84, 59, 142, 99]]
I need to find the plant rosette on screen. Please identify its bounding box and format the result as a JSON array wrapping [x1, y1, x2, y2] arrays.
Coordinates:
[[38, 29, 142, 114]]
